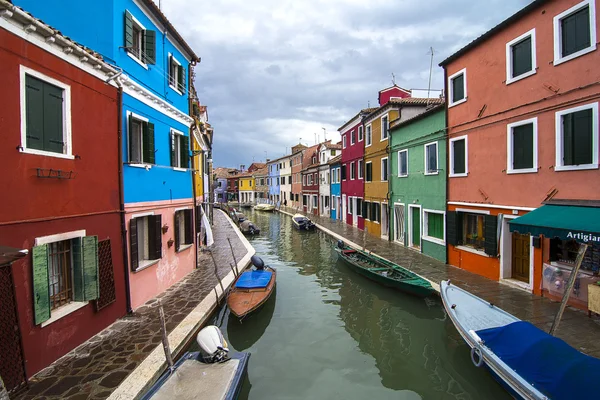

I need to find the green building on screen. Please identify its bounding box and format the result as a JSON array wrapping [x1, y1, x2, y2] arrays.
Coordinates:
[[389, 104, 446, 262]]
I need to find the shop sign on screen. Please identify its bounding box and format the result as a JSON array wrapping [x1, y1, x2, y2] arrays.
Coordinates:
[[566, 231, 600, 243]]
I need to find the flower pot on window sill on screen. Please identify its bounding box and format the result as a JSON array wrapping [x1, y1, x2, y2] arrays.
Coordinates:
[[167, 239, 174, 248]]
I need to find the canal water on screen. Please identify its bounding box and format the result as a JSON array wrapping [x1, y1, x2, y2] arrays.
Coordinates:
[[199, 210, 509, 400]]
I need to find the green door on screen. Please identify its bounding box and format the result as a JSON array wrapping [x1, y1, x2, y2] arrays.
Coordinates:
[[412, 208, 420, 248]]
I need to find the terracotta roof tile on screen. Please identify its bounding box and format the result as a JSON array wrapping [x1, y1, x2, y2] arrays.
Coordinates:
[[388, 97, 445, 106]]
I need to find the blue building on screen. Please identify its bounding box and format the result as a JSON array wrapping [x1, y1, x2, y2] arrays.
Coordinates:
[[267, 158, 281, 203], [15, 0, 202, 309], [214, 178, 228, 203], [329, 155, 342, 220]]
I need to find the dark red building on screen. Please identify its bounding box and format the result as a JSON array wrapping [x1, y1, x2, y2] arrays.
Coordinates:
[[301, 144, 320, 215], [0, 9, 127, 382]]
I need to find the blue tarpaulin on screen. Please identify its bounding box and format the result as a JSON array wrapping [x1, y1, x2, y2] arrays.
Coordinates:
[[477, 321, 600, 400], [235, 270, 272, 289]]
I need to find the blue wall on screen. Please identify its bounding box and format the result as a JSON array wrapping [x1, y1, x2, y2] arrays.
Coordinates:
[[268, 163, 280, 197], [122, 94, 192, 203], [330, 164, 340, 220]]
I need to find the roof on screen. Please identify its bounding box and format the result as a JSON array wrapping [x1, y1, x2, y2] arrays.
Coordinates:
[[323, 142, 342, 150], [328, 154, 342, 165], [390, 103, 446, 131], [338, 108, 379, 132], [213, 167, 238, 179], [139, 0, 200, 62], [364, 97, 444, 123], [266, 154, 291, 164], [252, 167, 268, 177], [439, 0, 547, 67], [379, 84, 411, 94], [0, 246, 28, 266]]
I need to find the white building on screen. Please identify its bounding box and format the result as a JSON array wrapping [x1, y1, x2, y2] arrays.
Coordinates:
[[279, 155, 292, 206], [318, 141, 341, 217]]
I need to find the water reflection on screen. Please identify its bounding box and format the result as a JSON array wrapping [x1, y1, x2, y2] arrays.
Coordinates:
[[227, 289, 277, 351]]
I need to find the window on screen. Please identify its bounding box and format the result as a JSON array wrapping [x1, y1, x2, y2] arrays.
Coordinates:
[[168, 54, 185, 94], [348, 197, 353, 214], [128, 113, 155, 165], [124, 11, 156, 66], [277, 177, 280, 185], [507, 118, 538, 173], [331, 196, 336, 210], [423, 210, 445, 245], [358, 159, 364, 179], [308, 174, 313, 185], [343, 135, 347, 149], [381, 157, 388, 181], [170, 129, 189, 169], [32, 231, 100, 325], [381, 115, 389, 140], [322, 153, 326, 163], [424, 142, 438, 175], [325, 196, 329, 208], [449, 136, 468, 177], [351, 130, 356, 144], [21, 68, 72, 158], [506, 29, 536, 84], [555, 103, 598, 170], [314, 173, 318, 183], [350, 162, 356, 180], [341, 164, 347, 180], [303, 175, 306, 186], [312, 195, 318, 208], [358, 126, 364, 141], [448, 68, 467, 107], [371, 203, 380, 223], [398, 150, 408, 177], [281, 176, 285, 185], [463, 213, 485, 251], [366, 125, 372, 146], [553, 0, 596, 65], [365, 162, 372, 182], [363, 201, 371, 220], [174, 209, 193, 252], [303, 195, 308, 206], [312, 156, 316, 164], [357, 198, 363, 217]]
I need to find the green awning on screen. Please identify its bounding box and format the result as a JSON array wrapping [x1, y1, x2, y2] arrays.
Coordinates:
[[509, 205, 600, 243]]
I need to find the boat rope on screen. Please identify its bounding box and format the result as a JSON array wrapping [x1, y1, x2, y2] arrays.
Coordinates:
[[470, 345, 484, 368]]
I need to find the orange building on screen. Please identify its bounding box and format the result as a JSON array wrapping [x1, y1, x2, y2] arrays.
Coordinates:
[[440, 0, 600, 308]]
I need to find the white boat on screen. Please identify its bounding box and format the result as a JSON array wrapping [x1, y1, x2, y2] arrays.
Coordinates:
[[253, 203, 275, 211], [440, 280, 600, 400]]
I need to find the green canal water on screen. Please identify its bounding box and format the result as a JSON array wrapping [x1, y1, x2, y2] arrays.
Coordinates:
[[202, 210, 509, 400]]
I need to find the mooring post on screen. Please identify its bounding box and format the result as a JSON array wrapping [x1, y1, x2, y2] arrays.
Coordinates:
[[209, 250, 226, 298], [227, 237, 239, 277], [157, 299, 174, 369]]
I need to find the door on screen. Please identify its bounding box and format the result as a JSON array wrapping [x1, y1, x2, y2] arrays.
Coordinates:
[[511, 233, 530, 283], [338, 197, 342, 220], [411, 207, 421, 248], [352, 197, 358, 226], [381, 204, 389, 239], [394, 204, 405, 244], [342, 195, 347, 222]]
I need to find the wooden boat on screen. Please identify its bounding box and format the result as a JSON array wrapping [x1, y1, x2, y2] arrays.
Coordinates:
[[335, 241, 434, 297], [291, 214, 316, 231], [253, 203, 275, 211], [239, 220, 260, 235], [440, 280, 600, 400], [228, 256, 276, 319]]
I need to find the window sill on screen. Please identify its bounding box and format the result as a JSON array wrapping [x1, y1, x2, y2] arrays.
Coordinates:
[[19, 148, 74, 160], [177, 243, 193, 253], [506, 167, 538, 174], [554, 45, 596, 66], [448, 98, 467, 108], [506, 69, 536, 85], [173, 167, 187, 172], [449, 172, 468, 178], [455, 245, 490, 257], [128, 163, 152, 169], [127, 51, 149, 70], [423, 235, 445, 246], [169, 84, 184, 95], [424, 171, 439, 176], [133, 259, 160, 273], [41, 301, 88, 328], [554, 163, 598, 172]]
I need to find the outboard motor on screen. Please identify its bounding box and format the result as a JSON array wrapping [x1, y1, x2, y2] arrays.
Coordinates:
[[337, 240, 345, 249], [196, 325, 229, 363], [251, 255, 265, 270]]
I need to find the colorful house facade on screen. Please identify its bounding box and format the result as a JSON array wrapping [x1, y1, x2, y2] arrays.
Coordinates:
[[254, 167, 269, 200], [302, 144, 320, 215], [329, 155, 342, 220], [389, 104, 447, 262], [280, 155, 292, 206], [318, 141, 341, 217], [267, 158, 281, 203], [238, 172, 255, 203], [290, 144, 307, 209], [440, 0, 600, 303]]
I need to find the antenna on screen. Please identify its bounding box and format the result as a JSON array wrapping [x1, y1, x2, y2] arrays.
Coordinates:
[[367, 100, 370, 108], [314, 132, 317, 145], [427, 47, 435, 107], [391, 73, 396, 86], [322, 127, 327, 142]]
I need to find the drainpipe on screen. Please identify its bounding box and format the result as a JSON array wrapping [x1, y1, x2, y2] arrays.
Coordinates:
[[189, 65, 199, 270], [443, 67, 450, 264]]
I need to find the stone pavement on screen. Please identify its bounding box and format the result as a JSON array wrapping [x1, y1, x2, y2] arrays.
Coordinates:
[[15, 209, 249, 400], [280, 207, 600, 358]]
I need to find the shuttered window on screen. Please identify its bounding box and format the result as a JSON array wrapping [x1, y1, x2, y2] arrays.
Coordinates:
[[371, 203, 380, 223], [124, 11, 156, 65], [425, 143, 438, 174], [398, 150, 408, 177], [381, 116, 389, 140], [32, 236, 99, 325], [168, 55, 186, 94], [356, 198, 363, 217], [451, 138, 466, 175], [170, 131, 190, 168], [25, 75, 65, 154], [511, 36, 532, 78], [425, 212, 444, 241], [451, 73, 465, 103], [365, 162, 372, 182], [174, 209, 194, 251], [562, 108, 593, 166], [341, 164, 347, 180], [358, 160, 364, 179], [381, 157, 389, 181], [366, 125, 372, 146], [512, 123, 534, 170], [128, 115, 155, 164], [130, 215, 162, 271], [560, 5, 591, 58]]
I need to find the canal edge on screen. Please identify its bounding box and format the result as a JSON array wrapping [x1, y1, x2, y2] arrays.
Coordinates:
[[277, 209, 440, 294], [108, 208, 256, 400]]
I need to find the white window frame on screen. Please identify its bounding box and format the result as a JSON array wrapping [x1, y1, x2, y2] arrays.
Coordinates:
[[358, 159, 364, 179], [168, 53, 183, 95], [422, 209, 446, 246], [366, 124, 372, 147], [342, 164, 347, 181], [448, 68, 467, 108], [380, 114, 389, 141], [398, 149, 408, 177], [358, 126, 364, 142], [350, 161, 355, 180], [20, 65, 74, 160], [554, 102, 599, 171], [171, 128, 186, 171], [336, 167, 341, 183], [424, 141, 439, 176], [553, 0, 597, 66], [126, 111, 151, 168], [449, 135, 469, 177], [506, 29, 537, 85], [506, 117, 538, 174], [342, 134, 347, 149], [127, 13, 148, 70], [350, 129, 356, 145], [381, 157, 389, 182], [365, 161, 372, 182]]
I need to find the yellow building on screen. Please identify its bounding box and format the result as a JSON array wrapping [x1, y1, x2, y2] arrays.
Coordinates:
[[238, 172, 255, 203]]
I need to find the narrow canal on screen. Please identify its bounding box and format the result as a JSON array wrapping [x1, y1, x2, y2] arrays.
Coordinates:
[[202, 210, 509, 399]]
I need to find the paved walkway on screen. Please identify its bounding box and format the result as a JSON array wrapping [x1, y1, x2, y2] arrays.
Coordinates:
[[16, 210, 249, 400], [280, 207, 600, 358]]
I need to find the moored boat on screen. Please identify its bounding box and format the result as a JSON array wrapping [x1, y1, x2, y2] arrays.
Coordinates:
[[440, 280, 600, 400], [239, 220, 260, 235], [253, 203, 275, 211], [335, 241, 434, 297], [291, 214, 316, 231], [228, 255, 276, 319]]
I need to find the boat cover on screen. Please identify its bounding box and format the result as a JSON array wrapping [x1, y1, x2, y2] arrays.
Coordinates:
[[235, 270, 272, 289], [476, 321, 600, 399]]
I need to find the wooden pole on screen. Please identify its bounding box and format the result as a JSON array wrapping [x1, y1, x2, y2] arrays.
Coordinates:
[[227, 237, 239, 277], [157, 299, 174, 368], [209, 250, 226, 296], [549, 243, 588, 336]]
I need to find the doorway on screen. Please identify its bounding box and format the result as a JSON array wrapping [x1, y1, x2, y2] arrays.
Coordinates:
[[352, 197, 358, 227], [511, 232, 531, 283], [409, 205, 421, 250], [381, 203, 388, 240], [394, 204, 405, 245]]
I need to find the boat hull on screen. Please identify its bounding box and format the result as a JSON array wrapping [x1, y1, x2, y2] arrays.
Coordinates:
[[228, 267, 276, 318]]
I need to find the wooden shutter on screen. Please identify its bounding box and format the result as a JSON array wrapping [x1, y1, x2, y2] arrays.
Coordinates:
[[195, 205, 202, 232], [144, 30, 156, 64], [446, 211, 461, 246], [81, 236, 99, 301], [453, 139, 466, 174], [564, 109, 593, 165], [341, 165, 346, 180], [484, 215, 498, 256], [513, 124, 533, 169], [124, 11, 134, 48], [511, 37, 532, 77], [25, 75, 45, 151], [43, 82, 64, 153], [178, 65, 185, 92], [181, 135, 190, 168], [72, 237, 84, 301], [561, 7, 591, 57], [362, 201, 368, 218], [32, 245, 51, 325], [366, 163, 372, 181], [129, 218, 139, 271], [452, 74, 464, 103], [170, 131, 176, 167], [149, 214, 162, 259], [184, 209, 194, 245], [174, 211, 181, 251], [143, 122, 155, 164]]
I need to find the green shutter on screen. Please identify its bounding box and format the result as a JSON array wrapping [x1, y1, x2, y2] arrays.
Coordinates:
[[43, 82, 64, 153], [412, 208, 420, 246], [513, 123, 534, 169], [181, 135, 190, 168], [561, 6, 591, 57], [573, 109, 593, 165], [511, 37, 532, 78], [170, 131, 176, 167], [428, 213, 444, 240], [82, 236, 99, 301], [25, 75, 45, 151], [124, 11, 134, 49], [129, 218, 139, 271], [72, 237, 84, 301], [144, 30, 156, 65], [184, 209, 194, 244], [174, 211, 181, 251], [484, 215, 498, 256], [32, 245, 50, 325], [149, 214, 162, 260], [143, 122, 155, 164], [178, 65, 185, 92], [452, 74, 465, 103], [453, 139, 466, 174], [446, 211, 463, 246]]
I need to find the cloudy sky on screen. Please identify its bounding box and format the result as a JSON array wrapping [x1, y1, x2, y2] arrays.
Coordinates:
[[155, 0, 531, 168]]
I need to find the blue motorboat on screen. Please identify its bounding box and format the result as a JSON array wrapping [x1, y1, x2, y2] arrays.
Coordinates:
[[440, 280, 600, 400]]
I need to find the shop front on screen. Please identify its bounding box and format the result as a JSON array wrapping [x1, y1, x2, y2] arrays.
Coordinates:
[[509, 201, 600, 311]]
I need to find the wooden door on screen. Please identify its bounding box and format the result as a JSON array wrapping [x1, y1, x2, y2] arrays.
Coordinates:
[[411, 207, 420, 248], [511, 232, 530, 283]]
